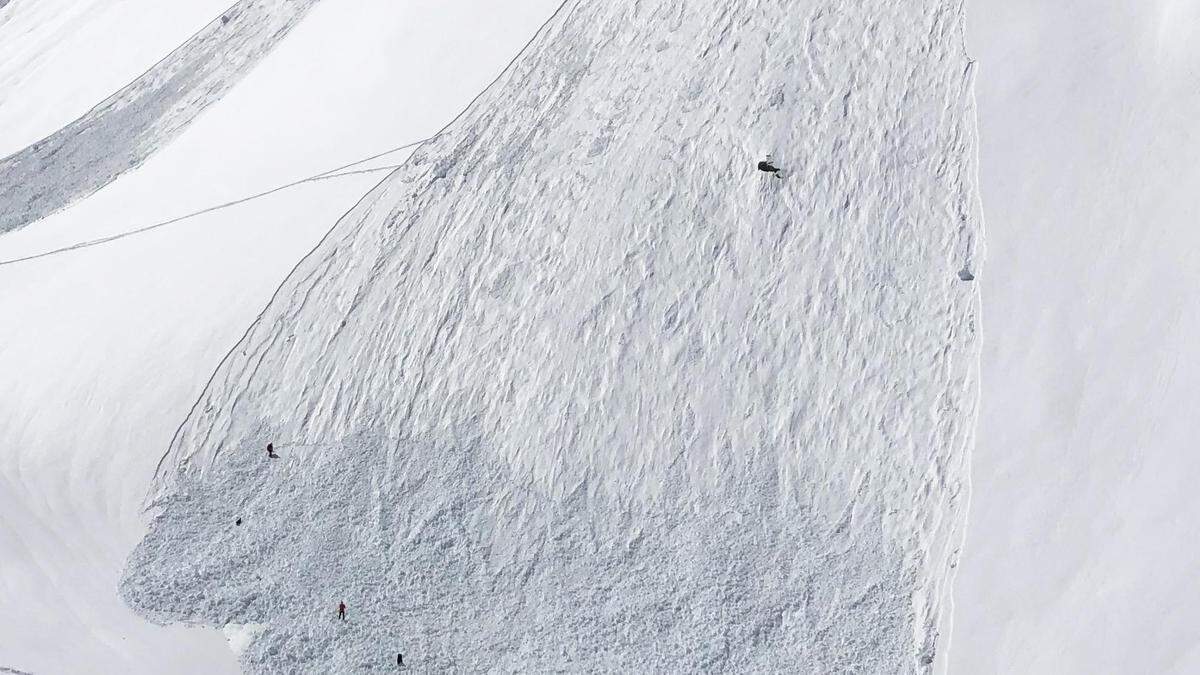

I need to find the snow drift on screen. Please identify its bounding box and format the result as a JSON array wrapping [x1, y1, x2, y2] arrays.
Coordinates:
[[122, 0, 982, 671]]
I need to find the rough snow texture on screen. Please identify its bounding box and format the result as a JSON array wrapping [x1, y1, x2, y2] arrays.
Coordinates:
[[0, 0, 318, 234], [124, 0, 982, 671]]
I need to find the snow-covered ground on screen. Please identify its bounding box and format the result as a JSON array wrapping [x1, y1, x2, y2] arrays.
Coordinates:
[[952, 1, 1200, 672], [5, 0, 1197, 671], [0, 1, 561, 672], [123, 1, 981, 671]]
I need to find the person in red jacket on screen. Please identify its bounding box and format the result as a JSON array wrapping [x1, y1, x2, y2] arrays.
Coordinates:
[[337, 601, 346, 621]]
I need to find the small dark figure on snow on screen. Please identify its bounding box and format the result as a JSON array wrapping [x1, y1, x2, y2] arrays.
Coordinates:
[[236, 517, 243, 526], [338, 601, 346, 621], [267, 443, 278, 459], [757, 159, 782, 175], [397, 653, 404, 667]]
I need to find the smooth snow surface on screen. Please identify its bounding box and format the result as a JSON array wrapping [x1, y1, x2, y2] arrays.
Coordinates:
[[0, 1, 563, 672], [952, 1, 1200, 672], [124, 1, 982, 671]]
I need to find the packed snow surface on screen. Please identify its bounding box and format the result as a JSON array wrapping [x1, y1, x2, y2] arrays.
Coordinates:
[[7, 0, 1198, 671], [124, 0, 982, 671]]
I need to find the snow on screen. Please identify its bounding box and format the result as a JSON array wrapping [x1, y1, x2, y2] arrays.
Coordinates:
[[122, 1, 982, 671], [0, 0, 229, 156], [0, 1, 562, 672], [0, 181, 366, 675], [8, 0, 1193, 671], [0, 0, 321, 234], [223, 623, 267, 656], [952, 1, 1200, 672]]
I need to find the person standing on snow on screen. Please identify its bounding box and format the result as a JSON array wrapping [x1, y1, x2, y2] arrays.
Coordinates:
[[338, 601, 346, 621], [267, 443, 278, 459]]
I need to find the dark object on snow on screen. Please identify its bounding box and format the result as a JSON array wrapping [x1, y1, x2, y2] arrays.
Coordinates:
[[958, 268, 975, 282], [397, 653, 404, 667], [338, 601, 346, 620], [757, 159, 781, 174], [267, 443, 278, 459], [236, 517, 242, 526]]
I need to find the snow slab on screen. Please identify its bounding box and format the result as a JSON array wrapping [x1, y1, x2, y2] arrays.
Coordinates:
[[0, 0, 563, 672], [223, 622, 268, 656]]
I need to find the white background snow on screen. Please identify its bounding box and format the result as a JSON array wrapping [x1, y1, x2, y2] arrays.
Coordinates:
[[1, 0, 1196, 672]]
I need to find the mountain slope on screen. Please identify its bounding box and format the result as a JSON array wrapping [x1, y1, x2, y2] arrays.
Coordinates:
[[124, 0, 982, 671]]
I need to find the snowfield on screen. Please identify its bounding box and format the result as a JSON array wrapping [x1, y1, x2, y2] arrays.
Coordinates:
[[0, 0, 230, 157], [122, 0, 981, 671]]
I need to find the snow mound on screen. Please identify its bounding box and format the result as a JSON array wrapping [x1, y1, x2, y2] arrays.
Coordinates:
[[124, 0, 982, 671]]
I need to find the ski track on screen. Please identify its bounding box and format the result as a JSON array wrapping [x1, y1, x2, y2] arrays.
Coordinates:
[[120, 0, 983, 671], [0, 0, 320, 234]]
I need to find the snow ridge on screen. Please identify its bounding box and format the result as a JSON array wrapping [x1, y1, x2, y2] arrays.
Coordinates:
[[124, 0, 982, 671]]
